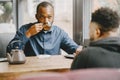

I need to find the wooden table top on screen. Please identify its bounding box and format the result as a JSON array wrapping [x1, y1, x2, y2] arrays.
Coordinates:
[[0, 55, 73, 80]]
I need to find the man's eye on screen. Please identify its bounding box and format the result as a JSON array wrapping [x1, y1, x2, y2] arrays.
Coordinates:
[[37, 15, 44, 18], [48, 16, 52, 19], [39, 16, 44, 18]]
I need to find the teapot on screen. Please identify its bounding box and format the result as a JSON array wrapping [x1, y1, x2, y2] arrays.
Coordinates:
[[7, 40, 26, 64], [7, 49, 26, 64]]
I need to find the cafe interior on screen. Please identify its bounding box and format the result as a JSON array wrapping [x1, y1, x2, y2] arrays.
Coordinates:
[[0, 0, 120, 80]]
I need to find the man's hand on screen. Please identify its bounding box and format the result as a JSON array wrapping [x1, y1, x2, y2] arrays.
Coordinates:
[[26, 23, 43, 38], [74, 46, 83, 56]]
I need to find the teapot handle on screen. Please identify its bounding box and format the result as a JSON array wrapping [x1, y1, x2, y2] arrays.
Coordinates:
[[9, 40, 25, 50], [10, 40, 23, 45], [7, 53, 12, 62]]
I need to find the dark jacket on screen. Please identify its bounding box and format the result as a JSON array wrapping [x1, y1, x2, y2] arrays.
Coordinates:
[[71, 37, 120, 70]]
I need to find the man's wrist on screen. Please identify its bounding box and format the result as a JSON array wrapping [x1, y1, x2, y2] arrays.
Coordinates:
[[26, 30, 31, 38]]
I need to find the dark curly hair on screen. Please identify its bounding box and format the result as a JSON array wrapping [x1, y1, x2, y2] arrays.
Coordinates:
[[91, 7, 120, 33]]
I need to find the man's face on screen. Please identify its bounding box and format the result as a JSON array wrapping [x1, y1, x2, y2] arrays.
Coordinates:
[[89, 22, 100, 41], [36, 6, 54, 31]]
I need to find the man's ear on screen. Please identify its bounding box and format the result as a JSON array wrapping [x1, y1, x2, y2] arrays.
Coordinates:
[[96, 28, 101, 37]]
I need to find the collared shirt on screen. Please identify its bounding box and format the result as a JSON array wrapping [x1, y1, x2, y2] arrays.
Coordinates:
[[7, 22, 78, 56]]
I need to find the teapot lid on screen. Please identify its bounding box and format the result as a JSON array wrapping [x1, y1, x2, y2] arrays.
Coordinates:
[[12, 46, 23, 51]]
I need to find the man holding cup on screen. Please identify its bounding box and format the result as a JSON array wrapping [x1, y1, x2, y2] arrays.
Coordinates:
[[7, 1, 82, 56]]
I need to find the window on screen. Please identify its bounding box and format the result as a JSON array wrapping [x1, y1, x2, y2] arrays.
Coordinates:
[[92, 0, 120, 12], [0, 0, 16, 33]]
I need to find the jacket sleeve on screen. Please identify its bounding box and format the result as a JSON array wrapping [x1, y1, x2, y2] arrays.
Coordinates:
[[6, 25, 30, 53], [71, 49, 88, 70]]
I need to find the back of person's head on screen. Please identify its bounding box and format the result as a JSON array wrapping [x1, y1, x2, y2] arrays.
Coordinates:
[[91, 7, 120, 33], [36, 1, 54, 13]]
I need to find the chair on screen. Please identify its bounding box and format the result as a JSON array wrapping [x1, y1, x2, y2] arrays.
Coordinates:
[[0, 33, 15, 57]]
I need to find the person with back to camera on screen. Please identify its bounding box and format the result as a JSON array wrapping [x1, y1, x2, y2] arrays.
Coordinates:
[[6, 1, 82, 56], [71, 7, 120, 70]]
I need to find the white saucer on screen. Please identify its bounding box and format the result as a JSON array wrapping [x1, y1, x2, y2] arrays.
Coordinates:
[[37, 55, 51, 58]]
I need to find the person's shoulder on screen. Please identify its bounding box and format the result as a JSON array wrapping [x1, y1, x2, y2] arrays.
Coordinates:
[[79, 46, 103, 56], [18, 22, 36, 32], [52, 25, 62, 30], [21, 22, 35, 28], [52, 25, 66, 33]]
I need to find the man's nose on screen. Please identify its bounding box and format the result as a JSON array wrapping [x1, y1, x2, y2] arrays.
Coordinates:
[[45, 18, 49, 24]]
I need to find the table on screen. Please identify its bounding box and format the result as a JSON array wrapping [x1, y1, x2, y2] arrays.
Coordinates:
[[0, 55, 73, 80]]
